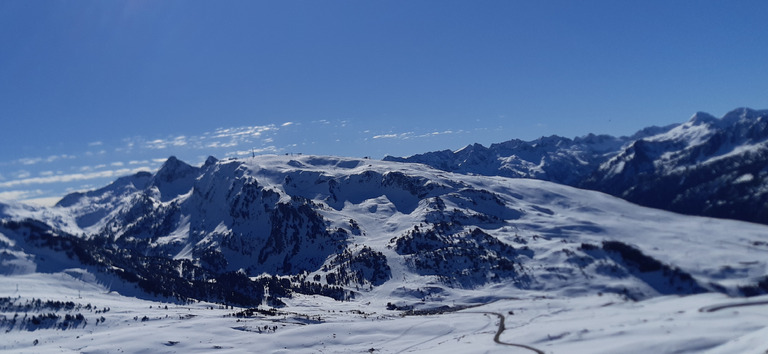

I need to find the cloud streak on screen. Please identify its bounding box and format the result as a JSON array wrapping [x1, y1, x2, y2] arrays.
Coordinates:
[[12, 154, 76, 166], [372, 130, 459, 140], [0, 167, 153, 188], [0, 189, 44, 201], [145, 136, 189, 150], [118, 124, 280, 153], [228, 146, 279, 157]]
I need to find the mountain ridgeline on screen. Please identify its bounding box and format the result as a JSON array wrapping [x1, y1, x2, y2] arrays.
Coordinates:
[[1, 108, 767, 309], [385, 108, 768, 225]]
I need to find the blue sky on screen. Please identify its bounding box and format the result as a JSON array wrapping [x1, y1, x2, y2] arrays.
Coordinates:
[[2, 1, 768, 205]]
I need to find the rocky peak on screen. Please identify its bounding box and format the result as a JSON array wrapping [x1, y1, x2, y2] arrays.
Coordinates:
[[203, 155, 219, 168], [688, 111, 717, 125], [149, 156, 199, 202]]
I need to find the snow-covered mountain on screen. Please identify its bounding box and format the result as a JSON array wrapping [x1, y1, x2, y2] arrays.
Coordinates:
[[386, 107, 768, 225], [385, 134, 629, 185], [583, 108, 768, 223], [2, 153, 768, 352], [3, 154, 767, 301]]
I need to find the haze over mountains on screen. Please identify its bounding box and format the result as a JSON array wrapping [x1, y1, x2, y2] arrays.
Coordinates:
[[1, 108, 768, 353]]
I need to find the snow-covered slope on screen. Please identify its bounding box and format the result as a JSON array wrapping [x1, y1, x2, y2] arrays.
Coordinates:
[[2, 153, 768, 352], [386, 107, 768, 225], [4, 154, 768, 300], [4, 270, 768, 354], [582, 108, 768, 223]]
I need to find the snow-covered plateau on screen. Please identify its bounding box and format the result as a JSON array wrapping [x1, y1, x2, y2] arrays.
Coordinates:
[[1, 153, 767, 353]]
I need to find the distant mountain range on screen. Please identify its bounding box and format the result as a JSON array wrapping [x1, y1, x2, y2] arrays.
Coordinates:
[[3, 153, 768, 309], [385, 107, 768, 225], [1, 107, 767, 315]]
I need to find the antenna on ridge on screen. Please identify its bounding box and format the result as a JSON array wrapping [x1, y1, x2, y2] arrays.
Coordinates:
[[251, 148, 255, 158]]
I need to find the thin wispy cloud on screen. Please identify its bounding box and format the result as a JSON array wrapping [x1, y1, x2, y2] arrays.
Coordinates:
[[120, 124, 279, 153], [415, 130, 458, 138], [0, 167, 154, 189], [18, 158, 40, 166], [372, 130, 460, 140], [85, 150, 107, 156], [0, 189, 44, 201], [211, 125, 276, 139], [14, 154, 76, 166], [228, 146, 279, 157], [145, 136, 189, 150], [373, 133, 401, 139], [206, 141, 238, 149]]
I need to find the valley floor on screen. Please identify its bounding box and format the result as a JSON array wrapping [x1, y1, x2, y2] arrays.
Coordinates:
[[2, 272, 768, 354]]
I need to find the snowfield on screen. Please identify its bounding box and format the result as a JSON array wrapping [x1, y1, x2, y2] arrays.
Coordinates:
[[2, 153, 768, 353], [2, 272, 768, 353]]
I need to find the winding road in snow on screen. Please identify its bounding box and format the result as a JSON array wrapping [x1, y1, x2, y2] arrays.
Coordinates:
[[463, 311, 545, 354]]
